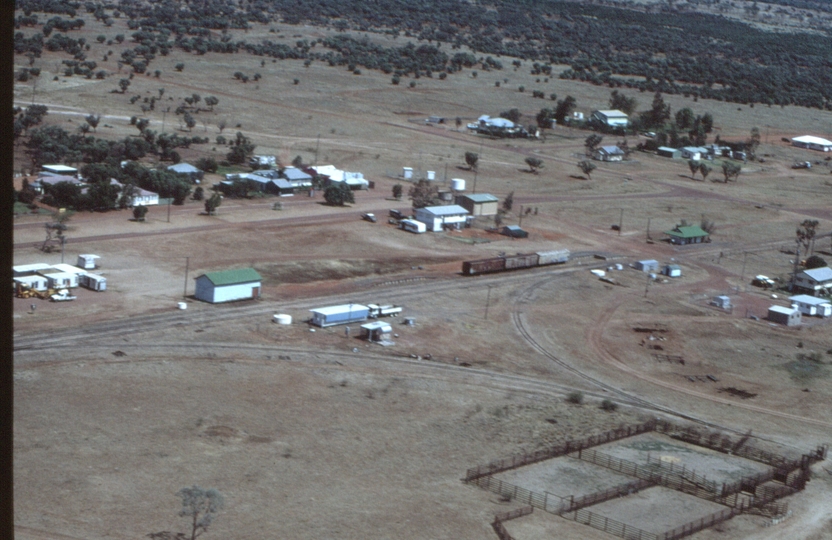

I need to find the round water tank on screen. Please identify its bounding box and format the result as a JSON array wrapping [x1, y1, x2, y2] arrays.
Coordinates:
[[273, 314, 292, 325], [426, 170, 435, 181], [451, 178, 465, 191], [177, 302, 187, 310]]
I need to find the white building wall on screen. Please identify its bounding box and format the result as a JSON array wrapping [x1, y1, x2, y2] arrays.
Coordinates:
[[195, 278, 261, 303]]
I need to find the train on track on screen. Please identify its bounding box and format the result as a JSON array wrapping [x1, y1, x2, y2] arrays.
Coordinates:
[[462, 249, 570, 276]]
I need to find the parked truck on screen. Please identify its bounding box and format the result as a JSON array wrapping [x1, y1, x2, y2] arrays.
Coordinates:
[[367, 304, 403, 318], [50, 289, 77, 302]]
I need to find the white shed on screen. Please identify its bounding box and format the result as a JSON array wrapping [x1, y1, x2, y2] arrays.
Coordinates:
[[194, 268, 262, 304], [634, 260, 660, 273], [789, 295, 832, 318], [14, 275, 48, 292], [768, 305, 801, 326], [80, 273, 107, 292], [414, 205, 470, 232], [77, 254, 100, 270], [663, 264, 682, 278], [40, 272, 79, 289], [361, 321, 392, 342]]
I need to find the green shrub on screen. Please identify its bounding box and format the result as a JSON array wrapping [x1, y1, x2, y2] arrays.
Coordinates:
[[600, 399, 619, 412], [566, 392, 583, 405]]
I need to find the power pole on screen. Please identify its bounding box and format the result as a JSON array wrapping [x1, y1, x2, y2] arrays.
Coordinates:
[[484, 285, 492, 320], [183, 256, 190, 299], [646, 217, 651, 241], [739, 252, 748, 292], [167, 198, 171, 223], [518, 205, 524, 228], [314, 134, 321, 166], [618, 208, 624, 236], [791, 241, 800, 292]]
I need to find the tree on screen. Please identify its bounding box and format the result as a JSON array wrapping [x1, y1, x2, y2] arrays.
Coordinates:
[[204, 96, 218, 111], [118, 78, 130, 93], [192, 186, 204, 201], [584, 134, 603, 156], [408, 179, 439, 208], [175, 63, 184, 72], [85, 114, 100, 133], [323, 183, 354, 206], [464, 151, 478, 171], [204, 192, 222, 215], [133, 205, 148, 221], [499, 108, 521, 123], [675, 108, 695, 130], [609, 90, 637, 115], [553, 96, 576, 125], [721, 162, 741, 183], [747, 127, 761, 158], [502, 191, 514, 212], [525, 157, 543, 173], [698, 163, 711, 182], [536, 108, 555, 129], [643, 92, 671, 128], [804, 255, 827, 269], [392, 183, 403, 200], [796, 220, 819, 255], [183, 112, 196, 132], [578, 160, 596, 180], [291, 155, 304, 168], [688, 159, 699, 179], [226, 132, 255, 165], [177, 486, 224, 540]]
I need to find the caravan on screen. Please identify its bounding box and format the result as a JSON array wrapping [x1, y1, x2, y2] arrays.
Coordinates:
[[400, 219, 426, 234]]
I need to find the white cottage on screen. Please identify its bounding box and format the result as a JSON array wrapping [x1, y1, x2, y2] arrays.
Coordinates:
[[414, 205, 470, 232], [194, 268, 262, 304]]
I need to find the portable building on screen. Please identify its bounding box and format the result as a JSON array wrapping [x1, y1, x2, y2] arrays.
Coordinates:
[[13, 263, 53, 277], [361, 321, 392, 342], [657, 147, 681, 159], [791, 135, 832, 152], [712, 295, 731, 309], [634, 260, 659, 273], [402, 167, 413, 179], [501, 225, 528, 238], [77, 254, 100, 270], [681, 147, 709, 160], [788, 295, 832, 318], [194, 268, 262, 304], [663, 264, 682, 278], [593, 146, 626, 162], [41, 272, 79, 289], [400, 219, 426, 234], [414, 205, 470, 232], [456, 193, 499, 216], [50, 263, 87, 276], [537, 249, 570, 265], [768, 305, 801, 326], [14, 275, 48, 292], [79, 273, 107, 292], [591, 110, 629, 127], [309, 304, 369, 327]]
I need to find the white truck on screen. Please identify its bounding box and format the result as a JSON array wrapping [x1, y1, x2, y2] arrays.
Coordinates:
[[50, 289, 77, 302], [367, 304, 403, 318]]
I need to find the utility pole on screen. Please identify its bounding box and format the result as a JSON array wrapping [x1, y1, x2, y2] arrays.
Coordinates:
[[791, 241, 800, 292], [618, 208, 624, 236], [646, 217, 651, 241], [183, 256, 190, 299], [167, 198, 171, 223], [518, 205, 524, 227], [739, 252, 748, 292], [314, 134, 321, 166], [484, 285, 492, 320]]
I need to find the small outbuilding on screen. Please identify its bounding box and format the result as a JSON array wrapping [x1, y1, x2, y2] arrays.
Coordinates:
[[14, 275, 48, 292], [414, 205, 470, 232], [593, 146, 626, 162], [789, 295, 832, 318], [456, 193, 499, 216], [712, 295, 731, 309], [665, 225, 710, 245], [361, 321, 392, 342], [41, 164, 78, 177], [194, 268, 262, 304], [79, 273, 107, 292], [767, 305, 801, 326], [681, 147, 709, 160], [40, 271, 79, 289], [13, 263, 53, 277], [77, 254, 100, 270], [167, 163, 204, 183], [663, 264, 682, 278], [591, 110, 629, 127], [634, 259, 660, 273], [657, 147, 681, 159], [309, 304, 370, 327]]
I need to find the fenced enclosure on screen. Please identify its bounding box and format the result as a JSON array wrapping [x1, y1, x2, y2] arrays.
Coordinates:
[[466, 419, 824, 540]]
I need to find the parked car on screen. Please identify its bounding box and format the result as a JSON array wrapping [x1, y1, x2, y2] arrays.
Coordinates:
[[389, 209, 405, 220], [361, 213, 377, 223]]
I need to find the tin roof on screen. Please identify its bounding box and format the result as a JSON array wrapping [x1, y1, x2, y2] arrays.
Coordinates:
[[792, 135, 832, 146], [665, 225, 709, 238], [199, 268, 262, 286], [167, 163, 201, 173], [801, 267, 832, 282], [310, 304, 369, 316], [463, 193, 499, 203], [422, 205, 469, 216], [769, 305, 798, 315], [789, 295, 831, 306]]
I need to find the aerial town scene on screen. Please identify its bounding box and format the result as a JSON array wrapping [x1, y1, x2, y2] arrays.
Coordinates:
[[11, 0, 832, 539]]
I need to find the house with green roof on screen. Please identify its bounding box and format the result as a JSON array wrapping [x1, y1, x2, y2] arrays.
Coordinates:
[[664, 225, 710, 245], [194, 268, 262, 303]]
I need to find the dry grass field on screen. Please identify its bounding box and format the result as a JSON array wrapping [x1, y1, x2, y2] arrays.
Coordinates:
[[12, 10, 832, 540]]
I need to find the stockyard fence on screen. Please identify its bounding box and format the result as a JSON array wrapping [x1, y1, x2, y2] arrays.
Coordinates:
[[491, 506, 533, 540], [467, 419, 825, 540]]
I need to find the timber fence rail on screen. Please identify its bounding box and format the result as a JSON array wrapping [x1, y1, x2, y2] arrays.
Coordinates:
[[465, 420, 657, 481], [491, 506, 533, 540], [660, 508, 736, 540], [467, 475, 568, 514], [645, 454, 720, 493], [567, 478, 656, 513]]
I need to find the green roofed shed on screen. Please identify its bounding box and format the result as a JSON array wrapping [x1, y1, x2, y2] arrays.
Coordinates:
[[195, 268, 262, 303], [664, 225, 710, 245]]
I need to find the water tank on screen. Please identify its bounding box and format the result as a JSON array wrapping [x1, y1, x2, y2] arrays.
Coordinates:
[[451, 178, 465, 191], [273, 314, 292, 325], [426, 170, 435, 181], [177, 302, 187, 310]]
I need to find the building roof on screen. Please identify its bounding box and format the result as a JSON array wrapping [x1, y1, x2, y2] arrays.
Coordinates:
[[198, 268, 262, 286], [598, 146, 624, 154], [361, 321, 392, 331], [478, 115, 515, 128], [462, 193, 499, 203], [800, 266, 832, 282], [282, 167, 312, 181], [36, 175, 83, 186], [51, 263, 87, 275], [682, 146, 709, 153], [14, 263, 53, 273], [421, 205, 469, 216], [657, 146, 679, 153], [638, 259, 659, 265], [665, 225, 710, 238], [595, 109, 628, 118], [665, 264, 682, 270], [789, 295, 832, 306], [310, 304, 369, 315], [769, 305, 798, 315], [270, 178, 293, 189], [167, 163, 201, 174], [42, 164, 78, 173], [792, 135, 832, 146]]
